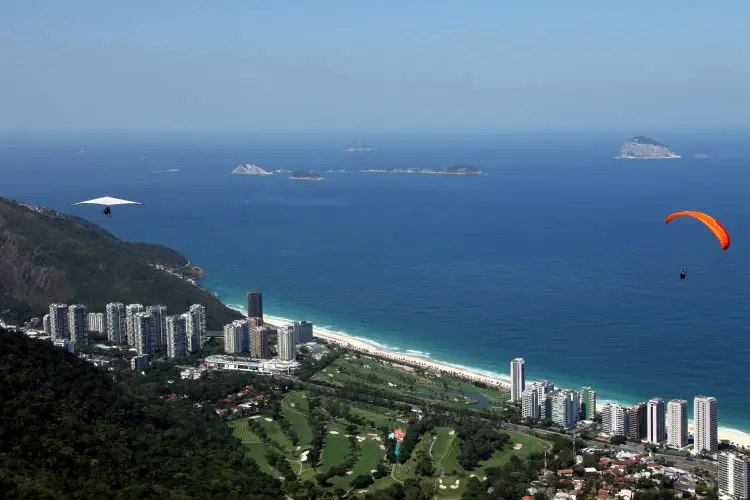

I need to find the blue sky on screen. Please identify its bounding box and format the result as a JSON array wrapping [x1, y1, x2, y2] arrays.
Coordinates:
[[1, 1, 749, 133]]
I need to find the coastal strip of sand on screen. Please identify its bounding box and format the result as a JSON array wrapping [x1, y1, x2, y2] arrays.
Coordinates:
[[263, 315, 511, 389]]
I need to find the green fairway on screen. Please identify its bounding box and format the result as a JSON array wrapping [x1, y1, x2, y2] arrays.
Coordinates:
[[330, 437, 385, 489], [393, 432, 433, 482], [322, 428, 350, 470], [431, 427, 457, 470], [259, 418, 294, 453], [282, 393, 314, 447], [245, 442, 279, 477], [348, 405, 406, 428], [284, 391, 310, 412], [438, 431, 551, 497], [229, 419, 262, 444]]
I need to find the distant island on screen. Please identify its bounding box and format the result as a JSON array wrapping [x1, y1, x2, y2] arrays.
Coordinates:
[[360, 164, 483, 175], [615, 136, 681, 159], [290, 170, 324, 181], [231, 164, 272, 175], [344, 142, 376, 152], [694, 153, 710, 159]]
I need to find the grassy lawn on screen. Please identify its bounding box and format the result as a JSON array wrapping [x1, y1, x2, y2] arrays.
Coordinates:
[[229, 419, 261, 443], [322, 426, 351, 471], [284, 390, 310, 412], [393, 432, 433, 482], [282, 393, 314, 447], [258, 418, 295, 453], [431, 427, 457, 470], [312, 355, 510, 413], [348, 405, 406, 428], [245, 442, 280, 477], [438, 431, 551, 497], [330, 437, 385, 489]]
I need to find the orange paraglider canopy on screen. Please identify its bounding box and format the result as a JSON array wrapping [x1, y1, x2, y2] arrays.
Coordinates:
[[665, 211, 731, 250]]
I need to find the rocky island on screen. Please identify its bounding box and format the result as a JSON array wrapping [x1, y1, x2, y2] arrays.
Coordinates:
[[231, 163, 272, 175], [616, 136, 681, 159], [360, 164, 483, 175], [290, 170, 324, 181]]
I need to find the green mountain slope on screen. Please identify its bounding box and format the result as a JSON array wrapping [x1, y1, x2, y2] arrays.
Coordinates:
[[0, 198, 242, 328], [0, 329, 283, 499]]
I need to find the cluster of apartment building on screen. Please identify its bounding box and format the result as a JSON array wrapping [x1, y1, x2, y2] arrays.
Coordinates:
[[513, 358, 595, 429], [598, 396, 718, 454], [45, 302, 206, 361], [222, 290, 313, 362], [512, 357, 719, 456]]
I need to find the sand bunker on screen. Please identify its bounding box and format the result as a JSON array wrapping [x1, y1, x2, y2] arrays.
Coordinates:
[[439, 485, 447, 490], [264, 418, 273, 422], [449, 430, 456, 435], [329, 430, 340, 435], [346, 471, 353, 475], [514, 443, 523, 450], [370, 469, 377, 473]]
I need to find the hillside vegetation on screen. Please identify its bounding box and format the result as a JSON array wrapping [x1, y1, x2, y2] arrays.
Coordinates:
[[0, 198, 242, 328], [0, 329, 282, 499]]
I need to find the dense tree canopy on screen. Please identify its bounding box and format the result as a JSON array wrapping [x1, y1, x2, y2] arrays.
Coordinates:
[[0, 330, 283, 499]]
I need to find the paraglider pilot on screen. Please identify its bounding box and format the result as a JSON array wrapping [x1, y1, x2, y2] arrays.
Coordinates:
[[680, 268, 686, 280], [103, 206, 111, 217]]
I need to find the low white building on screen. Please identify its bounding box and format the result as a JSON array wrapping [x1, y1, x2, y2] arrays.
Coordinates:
[[204, 355, 299, 375]]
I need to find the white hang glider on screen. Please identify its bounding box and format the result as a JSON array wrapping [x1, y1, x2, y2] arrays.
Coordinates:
[[71, 196, 144, 217]]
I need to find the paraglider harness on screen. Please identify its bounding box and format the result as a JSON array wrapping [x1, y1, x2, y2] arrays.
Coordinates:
[[103, 206, 111, 217], [680, 269, 686, 280]]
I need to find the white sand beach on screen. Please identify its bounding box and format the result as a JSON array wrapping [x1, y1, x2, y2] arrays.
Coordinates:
[[263, 314, 750, 450], [263, 315, 511, 389]]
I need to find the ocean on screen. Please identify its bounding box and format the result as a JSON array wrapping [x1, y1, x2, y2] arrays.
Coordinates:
[[1, 130, 748, 432]]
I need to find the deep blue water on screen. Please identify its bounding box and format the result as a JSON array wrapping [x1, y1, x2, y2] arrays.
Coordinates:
[[1, 131, 749, 432]]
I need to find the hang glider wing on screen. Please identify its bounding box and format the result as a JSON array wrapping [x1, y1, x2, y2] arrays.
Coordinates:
[[71, 197, 144, 206]]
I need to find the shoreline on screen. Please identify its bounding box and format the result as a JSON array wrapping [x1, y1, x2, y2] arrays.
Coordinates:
[[221, 304, 749, 448], [261, 314, 512, 389], [256, 313, 750, 449]]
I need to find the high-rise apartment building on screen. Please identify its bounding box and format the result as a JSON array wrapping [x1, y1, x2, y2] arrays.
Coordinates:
[[294, 320, 313, 344], [647, 398, 667, 444], [49, 304, 69, 340], [146, 305, 168, 350], [68, 304, 88, 344], [667, 399, 688, 448], [125, 304, 144, 346], [166, 315, 188, 359], [247, 291, 263, 321], [86, 312, 104, 333], [224, 319, 250, 354], [627, 402, 647, 441], [694, 396, 718, 455], [602, 403, 628, 437], [106, 302, 126, 344], [551, 389, 579, 428], [719, 451, 750, 499], [250, 321, 271, 359], [580, 386, 597, 420], [278, 325, 297, 361], [134, 312, 156, 356], [522, 387, 540, 420], [510, 358, 525, 403], [189, 304, 206, 334]]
